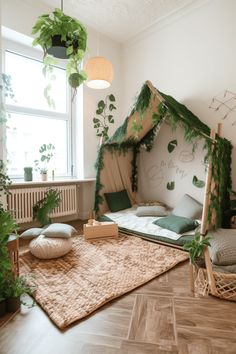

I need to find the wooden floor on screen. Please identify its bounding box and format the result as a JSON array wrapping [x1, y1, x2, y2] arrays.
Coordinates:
[[1, 222, 236, 354]]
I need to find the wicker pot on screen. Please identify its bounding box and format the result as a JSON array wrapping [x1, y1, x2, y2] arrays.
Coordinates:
[[194, 257, 206, 269], [0, 299, 6, 317], [6, 297, 21, 312]]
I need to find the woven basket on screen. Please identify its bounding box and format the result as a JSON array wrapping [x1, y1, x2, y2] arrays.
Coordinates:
[[195, 268, 236, 301]]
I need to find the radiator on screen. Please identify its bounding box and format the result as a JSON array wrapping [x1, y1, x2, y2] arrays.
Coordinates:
[[7, 185, 78, 224]]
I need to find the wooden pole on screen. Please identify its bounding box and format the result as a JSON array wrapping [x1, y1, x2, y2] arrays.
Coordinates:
[[201, 128, 217, 295]]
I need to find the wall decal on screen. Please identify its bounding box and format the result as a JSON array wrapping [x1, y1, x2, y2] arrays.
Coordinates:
[[167, 181, 175, 190], [209, 89, 236, 126], [192, 175, 205, 188], [167, 139, 178, 153], [146, 165, 164, 187], [179, 150, 194, 163]]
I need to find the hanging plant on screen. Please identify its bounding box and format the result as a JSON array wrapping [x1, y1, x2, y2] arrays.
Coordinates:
[[93, 94, 116, 142], [32, 8, 87, 104]]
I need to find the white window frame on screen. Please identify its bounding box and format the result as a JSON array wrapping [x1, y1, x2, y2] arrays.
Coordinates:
[[2, 38, 75, 179]]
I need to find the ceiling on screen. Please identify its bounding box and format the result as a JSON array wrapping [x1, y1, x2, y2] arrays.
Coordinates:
[[40, 0, 203, 43]]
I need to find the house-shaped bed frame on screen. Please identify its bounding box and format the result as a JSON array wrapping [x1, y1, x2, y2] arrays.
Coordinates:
[[94, 81, 236, 300]]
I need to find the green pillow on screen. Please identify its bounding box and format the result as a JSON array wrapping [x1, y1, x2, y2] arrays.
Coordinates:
[[153, 215, 199, 234], [104, 189, 132, 212]]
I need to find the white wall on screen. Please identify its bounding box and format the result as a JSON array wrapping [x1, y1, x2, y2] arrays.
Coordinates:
[[122, 0, 236, 190], [138, 122, 206, 207]]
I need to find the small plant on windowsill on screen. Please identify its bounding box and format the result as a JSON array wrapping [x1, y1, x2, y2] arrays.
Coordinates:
[[34, 143, 55, 181], [93, 94, 116, 144]]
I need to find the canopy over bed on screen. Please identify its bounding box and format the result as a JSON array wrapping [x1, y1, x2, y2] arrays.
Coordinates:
[[94, 80, 232, 230]]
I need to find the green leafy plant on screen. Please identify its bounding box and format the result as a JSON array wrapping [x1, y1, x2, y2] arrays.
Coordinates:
[[33, 189, 61, 226], [32, 8, 87, 105], [4, 274, 36, 308], [0, 160, 12, 198], [34, 143, 55, 174], [93, 94, 116, 142], [183, 233, 211, 265], [0, 73, 15, 124]]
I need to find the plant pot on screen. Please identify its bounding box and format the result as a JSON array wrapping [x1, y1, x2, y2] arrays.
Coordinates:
[[47, 35, 78, 59], [6, 296, 21, 312], [24, 167, 33, 181], [41, 173, 48, 181], [0, 299, 6, 317]]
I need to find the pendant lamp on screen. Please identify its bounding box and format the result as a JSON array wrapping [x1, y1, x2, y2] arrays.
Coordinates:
[[84, 56, 114, 89], [84, 31, 114, 89]]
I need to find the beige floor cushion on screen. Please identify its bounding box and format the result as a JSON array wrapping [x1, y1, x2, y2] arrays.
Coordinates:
[[29, 235, 72, 259]]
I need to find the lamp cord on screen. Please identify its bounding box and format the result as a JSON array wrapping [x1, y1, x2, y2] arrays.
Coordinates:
[[61, 0, 63, 12]]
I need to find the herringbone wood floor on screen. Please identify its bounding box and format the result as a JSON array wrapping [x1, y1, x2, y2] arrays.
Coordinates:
[[1, 221, 236, 354]]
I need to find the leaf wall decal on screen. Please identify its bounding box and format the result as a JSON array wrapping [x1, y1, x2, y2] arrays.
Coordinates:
[[167, 181, 175, 190], [192, 175, 205, 188], [168, 139, 178, 153]]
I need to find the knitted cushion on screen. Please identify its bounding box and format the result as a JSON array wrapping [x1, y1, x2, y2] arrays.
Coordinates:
[[29, 235, 72, 260], [209, 229, 236, 266]]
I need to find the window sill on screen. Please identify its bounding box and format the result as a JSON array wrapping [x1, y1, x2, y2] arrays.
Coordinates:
[[9, 177, 96, 188]]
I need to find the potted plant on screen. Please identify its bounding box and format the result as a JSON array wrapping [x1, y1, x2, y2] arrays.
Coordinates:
[[183, 232, 211, 267], [93, 94, 116, 144], [4, 274, 35, 312], [33, 188, 61, 226], [34, 143, 55, 181], [0, 162, 18, 316], [32, 8, 87, 103]]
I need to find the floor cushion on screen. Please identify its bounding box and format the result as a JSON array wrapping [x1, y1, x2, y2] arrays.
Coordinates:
[[209, 229, 236, 266], [20, 228, 44, 240], [41, 223, 77, 238], [29, 235, 72, 259]]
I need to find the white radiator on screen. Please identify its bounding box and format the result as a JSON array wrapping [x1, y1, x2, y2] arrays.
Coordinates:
[[7, 185, 78, 224]]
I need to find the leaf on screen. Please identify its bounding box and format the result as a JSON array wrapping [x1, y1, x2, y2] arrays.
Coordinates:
[[167, 139, 178, 153], [93, 118, 99, 123], [109, 103, 116, 111], [109, 94, 115, 102], [192, 175, 205, 188], [98, 100, 105, 109], [152, 112, 160, 125], [167, 181, 175, 190], [96, 108, 103, 115], [108, 115, 113, 123]]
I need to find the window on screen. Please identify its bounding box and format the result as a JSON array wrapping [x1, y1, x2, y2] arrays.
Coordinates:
[[4, 49, 71, 178]]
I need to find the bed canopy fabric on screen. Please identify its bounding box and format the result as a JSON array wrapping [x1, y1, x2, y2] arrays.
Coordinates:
[[94, 80, 232, 228]]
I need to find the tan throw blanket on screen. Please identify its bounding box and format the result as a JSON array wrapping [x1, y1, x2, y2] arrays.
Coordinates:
[[20, 234, 188, 329]]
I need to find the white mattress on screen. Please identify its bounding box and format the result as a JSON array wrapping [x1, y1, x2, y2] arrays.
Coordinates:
[[104, 206, 197, 241]]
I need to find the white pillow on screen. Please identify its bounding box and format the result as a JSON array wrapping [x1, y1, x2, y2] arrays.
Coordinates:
[[172, 194, 202, 219], [42, 223, 78, 239], [20, 228, 44, 240], [29, 235, 72, 259], [136, 205, 168, 217]]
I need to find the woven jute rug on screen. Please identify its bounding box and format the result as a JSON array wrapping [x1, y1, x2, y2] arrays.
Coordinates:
[[20, 234, 188, 329]]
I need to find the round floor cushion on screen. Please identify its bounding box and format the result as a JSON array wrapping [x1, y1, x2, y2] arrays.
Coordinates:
[[29, 235, 72, 259]]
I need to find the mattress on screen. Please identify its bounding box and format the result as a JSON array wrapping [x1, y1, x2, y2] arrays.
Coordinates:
[[100, 206, 197, 247]]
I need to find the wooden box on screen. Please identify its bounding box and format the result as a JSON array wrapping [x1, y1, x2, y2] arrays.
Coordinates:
[[84, 221, 118, 241]]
